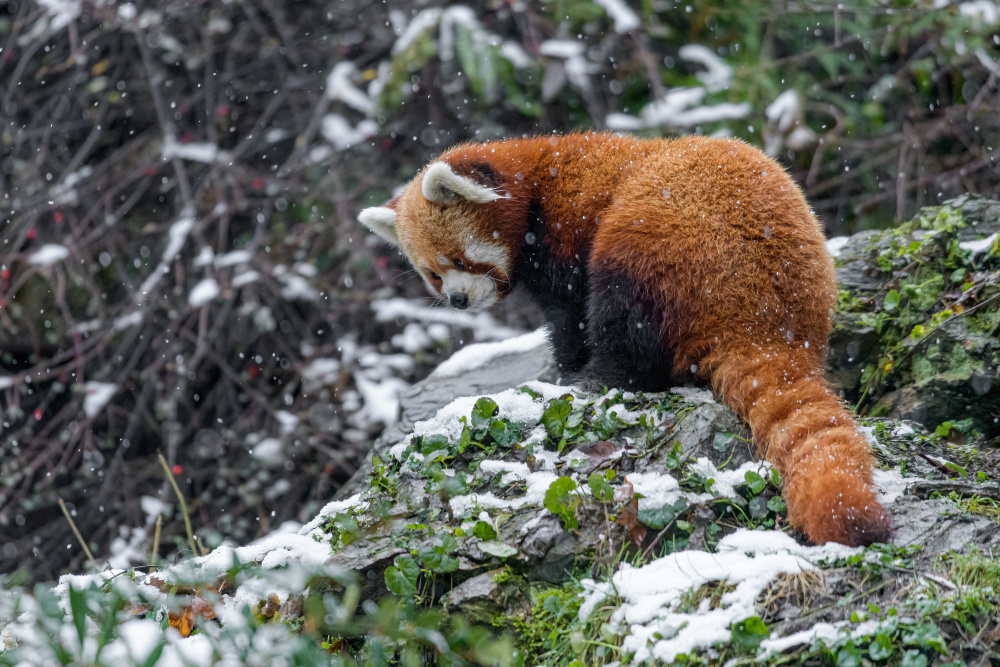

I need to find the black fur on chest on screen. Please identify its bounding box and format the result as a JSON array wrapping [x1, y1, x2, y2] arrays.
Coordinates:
[[513, 204, 590, 373], [512, 204, 678, 390]]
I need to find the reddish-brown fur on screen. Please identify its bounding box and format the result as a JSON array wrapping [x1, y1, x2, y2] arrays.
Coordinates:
[[377, 133, 892, 546]]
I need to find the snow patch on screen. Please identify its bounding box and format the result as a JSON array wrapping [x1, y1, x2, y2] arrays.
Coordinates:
[[578, 529, 858, 663], [162, 138, 231, 164], [83, 382, 117, 418], [959, 231, 997, 254], [593, 0, 641, 32], [188, 278, 220, 307], [27, 244, 70, 266], [325, 62, 377, 115], [825, 236, 850, 258], [872, 468, 913, 504], [431, 328, 550, 378]]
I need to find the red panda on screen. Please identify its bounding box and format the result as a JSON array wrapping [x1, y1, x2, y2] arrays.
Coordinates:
[[359, 133, 892, 547]]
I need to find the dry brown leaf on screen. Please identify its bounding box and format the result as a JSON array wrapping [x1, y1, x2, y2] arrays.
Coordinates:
[[168, 607, 196, 637], [615, 478, 646, 546], [576, 440, 619, 472]]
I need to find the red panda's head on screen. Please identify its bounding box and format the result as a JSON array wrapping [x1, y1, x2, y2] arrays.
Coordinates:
[[358, 160, 521, 313]]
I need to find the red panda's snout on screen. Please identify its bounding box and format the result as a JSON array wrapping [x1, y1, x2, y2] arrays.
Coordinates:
[[439, 269, 499, 313]]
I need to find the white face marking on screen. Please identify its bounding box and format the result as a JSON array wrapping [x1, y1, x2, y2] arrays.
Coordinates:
[[437, 253, 451, 266], [440, 270, 497, 312], [464, 240, 510, 274]]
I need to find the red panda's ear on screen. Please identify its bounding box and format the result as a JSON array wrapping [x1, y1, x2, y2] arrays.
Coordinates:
[[422, 161, 504, 204], [358, 200, 400, 246]]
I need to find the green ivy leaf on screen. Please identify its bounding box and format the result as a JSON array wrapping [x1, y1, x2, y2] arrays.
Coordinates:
[[420, 433, 451, 456], [744, 470, 766, 495], [517, 385, 543, 400], [541, 397, 573, 439], [636, 498, 688, 530], [472, 397, 499, 427], [384, 555, 419, 598], [418, 548, 460, 573], [473, 521, 497, 541], [478, 541, 518, 558], [712, 431, 735, 452], [731, 616, 770, 650], [869, 633, 894, 660], [767, 496, 788, 514], [836, 642, 862, 667], [587, 473, 615, 502], [883, 289, 901, 311], [544, 476, 580, 531], [901, 650, 928, 667]]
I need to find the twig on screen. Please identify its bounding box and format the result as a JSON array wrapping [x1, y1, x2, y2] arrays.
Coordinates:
[[58, 497, 97, 570], [151, 514, 162, 567], [157, 452, 199, 556]]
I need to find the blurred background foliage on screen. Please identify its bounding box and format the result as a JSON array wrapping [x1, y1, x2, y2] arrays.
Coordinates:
[[0, 0, 997, 583]]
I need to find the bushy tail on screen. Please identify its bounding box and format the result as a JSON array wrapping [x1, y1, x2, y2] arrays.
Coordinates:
[[708, 345, 892, 546]]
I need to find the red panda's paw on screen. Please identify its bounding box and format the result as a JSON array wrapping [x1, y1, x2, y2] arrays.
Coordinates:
[[787, 471, 893, 547]]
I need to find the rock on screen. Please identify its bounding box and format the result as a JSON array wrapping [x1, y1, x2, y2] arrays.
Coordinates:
[[890, 496, 1000, 556], [826, 196, 1000, 440]]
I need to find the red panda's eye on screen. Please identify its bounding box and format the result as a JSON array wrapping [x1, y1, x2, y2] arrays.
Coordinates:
[[453, 259, 465, 270], [430, 272, 441, 281]]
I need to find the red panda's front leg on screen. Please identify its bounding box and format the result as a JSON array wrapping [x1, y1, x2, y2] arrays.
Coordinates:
[[574, 262, 682, 392]]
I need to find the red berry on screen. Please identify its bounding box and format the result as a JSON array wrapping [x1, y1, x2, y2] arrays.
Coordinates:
[[26, 229, 36, 240], [248, 365, 260, 378], [252, 177, 264, 190], [53, 211, 64, 223], [172, 464, 183, 476], [217, 105, 229, 117], [1, 269, 9, 280], [143, 166, 155, 176], [33, 409, 43, 421]]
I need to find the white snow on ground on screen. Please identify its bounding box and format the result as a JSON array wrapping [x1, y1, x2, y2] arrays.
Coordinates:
[[825, 236, 850, 258], [592, 0, 640, 32], [872, 467, 912, 504], [431, 328, 550, 378], [762, 619, 882, 654], [371, 297, 524, 341], [408, 381, 567, 444], [26, 244, 69, 266], [188, 277, 220, 307], [299, 493, 365, 535], [450, 462, 559, 516], [578, 529, 858, 663], [959, 231, 997, 254], [82, 382, 117, 418]]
